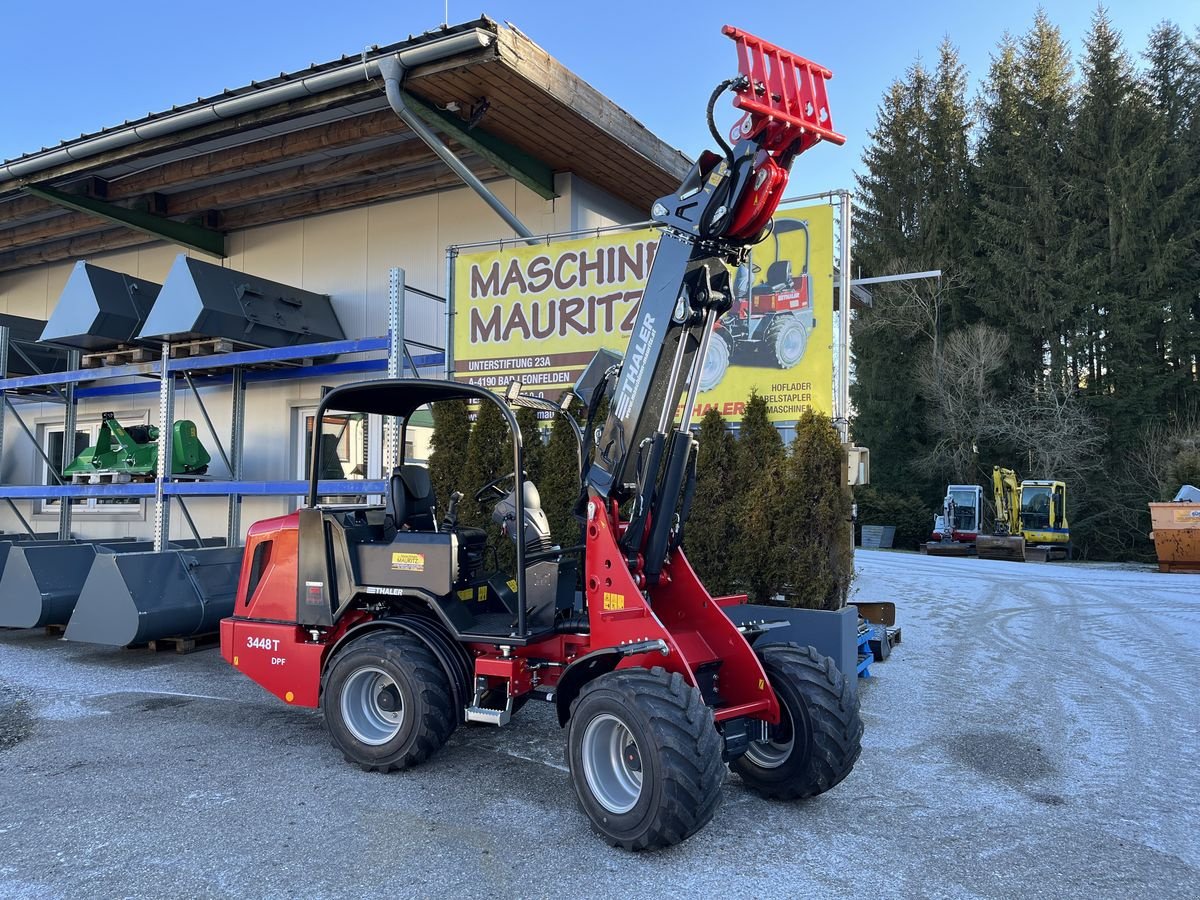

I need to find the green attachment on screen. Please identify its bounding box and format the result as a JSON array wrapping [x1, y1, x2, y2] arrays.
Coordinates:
[[62, 412, 210, 479], [172, 419, 211, 473]]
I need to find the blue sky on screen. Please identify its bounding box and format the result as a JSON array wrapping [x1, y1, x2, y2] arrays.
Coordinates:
[[1, 1, 1195, 197]]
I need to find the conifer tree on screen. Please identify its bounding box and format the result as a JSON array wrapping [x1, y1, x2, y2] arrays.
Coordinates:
[[1066, 9, 1162, 452], [515, 405, 545, 485], [684, 408, 739, 595], [779, 410, 854, 610], [732, 393, 788, 601], [975, 14, 1075, 388], [459, 401, 512, 530], [538, 404, 583, 549], [428, 400, 470, 508]]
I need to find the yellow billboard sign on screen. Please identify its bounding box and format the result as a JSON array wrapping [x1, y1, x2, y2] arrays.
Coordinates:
[[452, 203, 834, 424]]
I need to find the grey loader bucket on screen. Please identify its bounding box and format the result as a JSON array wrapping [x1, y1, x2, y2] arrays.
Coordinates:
[[64, 547, 243, 646], [0, 541, 158, 629], [137, 255, 345, 346], [39, 261, 161, 350], [0, 313, 71, 376], [0, 538, 86, 587]]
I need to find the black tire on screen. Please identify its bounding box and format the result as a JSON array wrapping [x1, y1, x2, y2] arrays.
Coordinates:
[[731, 643, 862, 800], [321, 631, 455, 772], [766, 315, 808, 367], [566, 667, 724, 850]]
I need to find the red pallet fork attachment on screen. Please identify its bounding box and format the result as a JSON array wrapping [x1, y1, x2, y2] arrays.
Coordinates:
[[719, 27, 845, 241], [723, 25, 846, 156]]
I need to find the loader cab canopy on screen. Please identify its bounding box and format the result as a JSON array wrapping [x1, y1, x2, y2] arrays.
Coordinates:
[[303, 377, 581, 644], [308, 377, 526, 508]]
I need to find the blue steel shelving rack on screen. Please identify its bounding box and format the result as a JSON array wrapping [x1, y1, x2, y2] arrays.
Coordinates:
[[0, 267, 443, 551]]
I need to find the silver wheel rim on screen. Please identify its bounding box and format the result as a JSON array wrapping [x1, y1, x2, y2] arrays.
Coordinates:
[[745, 704, 794, 769], [581, 713, 643, 814], [699, 337, 730, 392], [340, 666, 404, 746], [775, 322, 807, 366]]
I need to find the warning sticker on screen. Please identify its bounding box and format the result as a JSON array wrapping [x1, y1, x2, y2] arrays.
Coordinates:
[[391, 552, 425, 572], [602, 591, 625, 611]]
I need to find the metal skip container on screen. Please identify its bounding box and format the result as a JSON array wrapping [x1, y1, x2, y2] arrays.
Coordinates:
[[0, 541, 155, 629], [136, 255, 345, 346], [1149, 498, 1200, 573], [64, 547, 243, 646], [39, 262, 161, 350]]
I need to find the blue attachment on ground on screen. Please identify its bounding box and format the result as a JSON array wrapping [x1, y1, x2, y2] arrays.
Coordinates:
[[856, 625, 873, 678]]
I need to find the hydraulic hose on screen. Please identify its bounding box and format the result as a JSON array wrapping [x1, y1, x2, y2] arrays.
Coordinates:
[[707, 78, 737, 166]]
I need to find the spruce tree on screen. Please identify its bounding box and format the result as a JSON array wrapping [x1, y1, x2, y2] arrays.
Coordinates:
[[1144, 22, 1200, 412], [1066, 10, 1163, 451], [459, 401, 512, 530], [732, 393, 788, 601], [538, 405, 583, 549], [779, 410, 854, 610], [973, 14, 1074, 389], [428, 400, 470, 509], [684, 408, 739, 595], [515, 405, 545, 485]]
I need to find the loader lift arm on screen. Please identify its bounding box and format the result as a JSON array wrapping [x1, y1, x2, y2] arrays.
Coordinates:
[[585, 26, 845, 584]]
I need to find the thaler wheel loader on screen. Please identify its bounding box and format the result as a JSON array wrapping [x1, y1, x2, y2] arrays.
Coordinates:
[[220, 26, 863, 850]]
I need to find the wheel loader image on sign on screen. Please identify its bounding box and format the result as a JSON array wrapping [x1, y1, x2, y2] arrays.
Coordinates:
[[221, 26, 862, 850], [700, 214, 817, 392]]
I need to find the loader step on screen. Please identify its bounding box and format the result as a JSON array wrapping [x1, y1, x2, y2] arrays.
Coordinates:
[[465, 705, 511, 726]]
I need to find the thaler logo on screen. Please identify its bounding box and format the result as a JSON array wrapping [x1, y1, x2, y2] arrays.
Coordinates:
[[614, 314, 657, 420]]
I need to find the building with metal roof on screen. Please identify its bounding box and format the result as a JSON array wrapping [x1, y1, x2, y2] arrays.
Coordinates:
[[0, 16, 688, 542]]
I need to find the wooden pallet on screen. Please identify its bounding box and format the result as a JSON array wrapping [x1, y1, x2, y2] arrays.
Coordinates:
[[169, 336, 308, 369], [80, 345, 158, 368], [145, 632, 219, 654], [169, 337, 240, 358]]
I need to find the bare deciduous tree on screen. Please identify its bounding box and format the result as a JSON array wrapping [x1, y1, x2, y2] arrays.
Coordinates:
[[915, 323, 1008, 483]]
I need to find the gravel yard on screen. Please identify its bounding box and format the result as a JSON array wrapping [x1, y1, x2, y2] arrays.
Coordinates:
[[0, 550, 1197, 898]]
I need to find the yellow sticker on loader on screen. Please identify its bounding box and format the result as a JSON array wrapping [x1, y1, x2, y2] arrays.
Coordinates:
[[391, 552, 425, 572], [603, 591, 625, 611]]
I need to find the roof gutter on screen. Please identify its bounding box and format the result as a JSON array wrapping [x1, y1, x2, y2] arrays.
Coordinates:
[[0, 28, 494, 186]]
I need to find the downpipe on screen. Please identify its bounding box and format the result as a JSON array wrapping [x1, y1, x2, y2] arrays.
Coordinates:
[[375, 55, 539, 245]]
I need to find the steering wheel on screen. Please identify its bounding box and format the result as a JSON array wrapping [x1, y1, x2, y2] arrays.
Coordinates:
[[474, 470, 521, 505]]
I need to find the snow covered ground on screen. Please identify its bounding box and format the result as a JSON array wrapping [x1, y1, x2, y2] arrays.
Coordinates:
[[0, 550, 1196, 898]]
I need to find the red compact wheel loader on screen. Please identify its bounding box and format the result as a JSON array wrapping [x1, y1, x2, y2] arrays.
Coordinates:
[[221, 26, 863, 850]]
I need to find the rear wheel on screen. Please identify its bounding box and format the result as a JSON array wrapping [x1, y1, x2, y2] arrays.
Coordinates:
[[732, 643, 862, 800], [566, 668, 724, 850], [766, 316, 808, 367], [321, 632, 455, 772]]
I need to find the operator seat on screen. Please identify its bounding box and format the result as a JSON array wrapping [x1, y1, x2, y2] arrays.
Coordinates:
[[751, 260, 793, 295], [386, 464, 487, 582], [389, 465, 437, 531]]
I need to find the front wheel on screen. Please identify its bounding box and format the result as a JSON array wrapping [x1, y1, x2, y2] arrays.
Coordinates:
[[321, 632, 456, 772], [732, 643, 862, 799], [566, 667, 724, 850], [766, 316, 809, 368]]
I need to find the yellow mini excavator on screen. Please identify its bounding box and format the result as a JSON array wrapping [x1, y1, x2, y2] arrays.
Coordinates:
[[976, 466, 1070, 562]]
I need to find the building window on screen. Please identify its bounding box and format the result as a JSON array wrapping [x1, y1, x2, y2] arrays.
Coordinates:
[[39, 417, 148, 515]]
